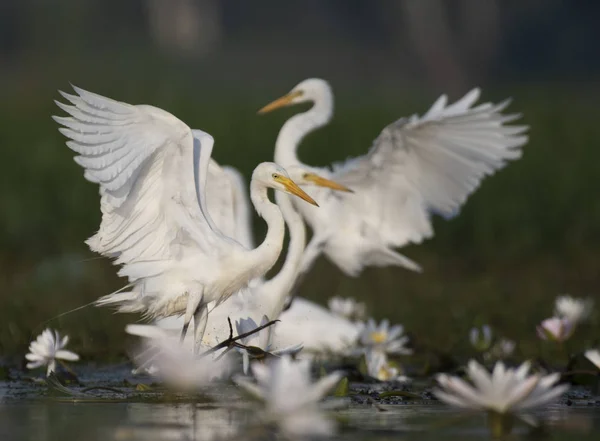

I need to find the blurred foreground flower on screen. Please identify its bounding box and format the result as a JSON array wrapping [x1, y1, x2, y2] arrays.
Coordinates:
[[554, 295, 593, 325], [235, 355, 341, 437], [328, 296, 366, 321], [25, 329, 79, 376], [536, 317, 574, 342], [357, 319, 412, 355], [126, 324, 233, 391], [434, 360, 568, 437], [365, 350, 409, 382], [469, 325, 493, 351], [585, 349, 600, 370]]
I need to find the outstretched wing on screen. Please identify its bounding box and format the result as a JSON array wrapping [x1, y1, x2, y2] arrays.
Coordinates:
[[221, 166, 254, 249], [193, 130, 254, 249], [54, 86, 225, 268], [332, 88, 528, 248]]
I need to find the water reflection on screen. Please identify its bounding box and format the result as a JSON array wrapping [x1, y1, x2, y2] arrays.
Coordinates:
[[0, 400, 599, 441], [114, 405, 245, 441]]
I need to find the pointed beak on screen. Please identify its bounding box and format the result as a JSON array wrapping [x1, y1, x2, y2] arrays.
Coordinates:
[[257, 91, 303, 114], [277, 176, 319, 206], [304, 173, 354, 193]]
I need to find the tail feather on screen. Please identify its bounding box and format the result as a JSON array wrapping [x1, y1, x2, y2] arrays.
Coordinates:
[[126, 324, 172, 340], [363, 247, 422, 273], [95, 291, 145, 313]]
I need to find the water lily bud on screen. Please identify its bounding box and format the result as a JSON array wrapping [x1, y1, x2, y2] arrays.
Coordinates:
[[469, 325, 493, 351], [536, 317, 573, 342]]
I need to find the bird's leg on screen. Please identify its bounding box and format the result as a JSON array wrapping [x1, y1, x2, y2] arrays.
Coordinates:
[[193, 304, 208, 355], [181, 290, 204, 343]]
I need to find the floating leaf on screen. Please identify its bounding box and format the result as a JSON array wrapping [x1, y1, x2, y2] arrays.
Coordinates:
[[46, 373, 88, 398], [333, 377, 349, 397], [136, 383, 152, 391]]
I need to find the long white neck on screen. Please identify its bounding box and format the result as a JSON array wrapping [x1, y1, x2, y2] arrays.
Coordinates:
[[260, 191, 306, 317], [273, 87, 334, 167], [246, 181, 285, 279]]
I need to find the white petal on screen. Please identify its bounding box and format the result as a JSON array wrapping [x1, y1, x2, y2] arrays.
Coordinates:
[[26, 361, 44, 369], [25, 353, 44, 362], [442, 377, 490, 408], [517, 384, 568, 410], [234, 377, 265, 401], [46, 361, 56, 376], [55, 350, 79, 361], [584, 349, 600, 369], [433, 389, 479, 409], [308, 372, 343, 402]]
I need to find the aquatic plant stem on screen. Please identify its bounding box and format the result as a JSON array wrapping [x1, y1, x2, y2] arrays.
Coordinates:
[[200, 317, 280, 356], [487, 411, 514, 438]]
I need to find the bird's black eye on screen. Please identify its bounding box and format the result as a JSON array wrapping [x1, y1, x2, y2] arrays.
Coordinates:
[[272, 173, 279, 179], [303, 173, 310, 179]]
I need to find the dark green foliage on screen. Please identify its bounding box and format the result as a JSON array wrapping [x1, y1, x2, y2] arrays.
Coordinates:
[[0, 73, 598, 360]]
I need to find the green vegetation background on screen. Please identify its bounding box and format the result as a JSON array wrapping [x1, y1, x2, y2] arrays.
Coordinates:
[[0, 51, 599, 364]]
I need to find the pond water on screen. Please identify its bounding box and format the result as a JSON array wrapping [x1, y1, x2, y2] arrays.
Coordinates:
[[1, 365, 599, 441], [2, 401, 600, 441]]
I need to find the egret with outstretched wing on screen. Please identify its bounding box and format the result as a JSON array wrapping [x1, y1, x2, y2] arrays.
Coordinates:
[[259, 79, 528, 277], [151, 166, 352, 355], [54, 86, 318, 352]]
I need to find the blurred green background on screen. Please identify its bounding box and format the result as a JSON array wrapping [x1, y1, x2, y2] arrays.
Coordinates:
[[0, 0, 599, 361]]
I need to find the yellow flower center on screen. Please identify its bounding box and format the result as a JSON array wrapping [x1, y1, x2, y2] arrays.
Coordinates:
[[378, 366, 393, 381], [370, 331, 387, 344]]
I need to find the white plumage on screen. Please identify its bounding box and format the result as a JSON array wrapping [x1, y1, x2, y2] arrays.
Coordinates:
[[54, 86, 319, 352], [259, 78, 529, 276], [152, 167, 353, 353]]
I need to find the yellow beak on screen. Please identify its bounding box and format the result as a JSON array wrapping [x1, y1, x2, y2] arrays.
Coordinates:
[[257, 91, 303, 114], [304, 173, 354, 193], [277, 176, 319, 207]]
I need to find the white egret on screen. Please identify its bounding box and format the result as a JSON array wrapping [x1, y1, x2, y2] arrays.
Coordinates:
[[269, 297, 363, 357], [53, 86, 319, 352], [259, 79, 529, 277], [152, 166, 352, 352]]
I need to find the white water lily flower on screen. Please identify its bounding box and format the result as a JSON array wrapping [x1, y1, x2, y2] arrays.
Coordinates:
[[365, 350, 409, 382], [235, 355, 341, 437], [235, 316, 303, 374], [554, 295, 593, 324], [434, 360, 568, 414], [585, 349, 600, 370], [470, 325, 493, 351], [328, 296, 366, 321], [536, 317, 574, 342], [25, 329, 79, 376], [357, 319, 412, 355], [126, 324, 233, 390]]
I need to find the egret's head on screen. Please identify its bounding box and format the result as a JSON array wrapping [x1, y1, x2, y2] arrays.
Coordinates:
[[258, 78, 332, 114], [252, 162, 318, 206], [286, 165, 353, 193]]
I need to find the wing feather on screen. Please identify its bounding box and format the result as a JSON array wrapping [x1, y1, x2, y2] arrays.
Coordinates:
[[191, 129, 254, 249], [54, 86, 223, 271], [332, 88, 528, 248]]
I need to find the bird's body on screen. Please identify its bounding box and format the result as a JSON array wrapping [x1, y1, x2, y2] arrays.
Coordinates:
[[54, 86, 318, 351], [259, 79, 529, 277], [155, 168, 351, 349], [270, 297, 362, 356]]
